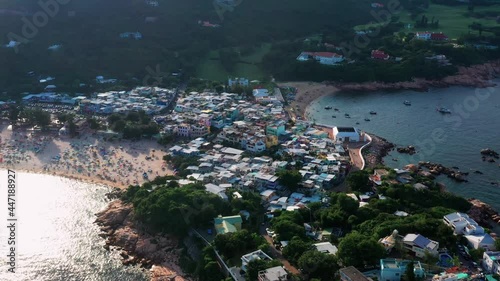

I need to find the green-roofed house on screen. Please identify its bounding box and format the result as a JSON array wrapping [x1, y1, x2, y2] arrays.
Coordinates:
[[214, 214, 243, 235]]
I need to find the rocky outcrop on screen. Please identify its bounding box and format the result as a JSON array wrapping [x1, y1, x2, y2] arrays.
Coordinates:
[[95, 200, 192, 281], [418, 161, 469, 182], [331, 60, 500, 92], [363, 134, 395, 168], [468, 198, 500, 227], [397, 145, 416, 155], [481, 148, 499, 163]]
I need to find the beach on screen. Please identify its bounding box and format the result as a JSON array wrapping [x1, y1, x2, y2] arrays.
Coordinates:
[[278, 81, 340, 119], [0, 124, 173, 189]]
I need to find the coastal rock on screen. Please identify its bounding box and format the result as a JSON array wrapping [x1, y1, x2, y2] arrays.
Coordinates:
[[95, 200, 192, 281], [481, 148, 499, 158], [362, 134, 395, 168], [397, 145, 416, 155], [418, 162, 469, 182], [468, 198, 500, 228]]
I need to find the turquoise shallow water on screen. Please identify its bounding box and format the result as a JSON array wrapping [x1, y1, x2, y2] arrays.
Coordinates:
[[307, 83, 500, 211], [0, 171, 148, 281]]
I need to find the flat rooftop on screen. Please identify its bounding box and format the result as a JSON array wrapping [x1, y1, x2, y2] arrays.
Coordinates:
[[339, 266, 371, 281]]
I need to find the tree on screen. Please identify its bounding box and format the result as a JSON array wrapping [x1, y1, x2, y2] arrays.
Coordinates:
[[282, 237, 312, 264], [346, 170, 370, 192], [277, 170, 302, 192], [337, 231, 385, 268], [8, 106, 20, 123], [246, 259, 282, 281], [298, 250, 339, 281], [496, 238, 500, 251], [404, 261, 416, 281]]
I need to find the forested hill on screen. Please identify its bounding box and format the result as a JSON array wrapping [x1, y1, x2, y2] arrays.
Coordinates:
[[0, 0, 373, 94]]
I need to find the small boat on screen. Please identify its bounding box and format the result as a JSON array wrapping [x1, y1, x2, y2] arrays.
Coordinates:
[[365, 118, 370, 121], [325, 106, 332, 110], [332, 115, 336, 118], [437, 107, 451, 114], [369, 111, 377, 115], [474, 170, 483, 175], [344, 113, 350, 118], [334, 108, 339, 111], [355, 122, 360, 125], [403, 100, 411, 106], [392, 158, 398, 161]]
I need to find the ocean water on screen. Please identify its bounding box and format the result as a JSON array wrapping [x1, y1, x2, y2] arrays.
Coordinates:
[[307, 83, 500, 211], [0, 171, 149, 281]]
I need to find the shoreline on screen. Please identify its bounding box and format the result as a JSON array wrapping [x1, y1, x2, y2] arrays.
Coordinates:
[[280, 60, 500, 119], [95, 200, 192, 281], [0, 125, 173, 190]]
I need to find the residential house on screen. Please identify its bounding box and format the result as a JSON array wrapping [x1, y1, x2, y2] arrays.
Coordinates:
[[313, 242, 338, 255], [443, 212, 484, 235], [228, 77, 249, 87], [380, 259, 425, 281], [258, 266, 288, 281], [415, 32, 448, 41], [370, 169, 390, 185], [379, 230, 400, 252], [241, 250, 273, 272], [371, 50, 390, 60], [214, 214, 242, 235], [296, 51, 345, 65], [483, 251, 500, 275], [465, 233, 496, 250], [403, 233, 439, 258], [339, 266, 371, 281]]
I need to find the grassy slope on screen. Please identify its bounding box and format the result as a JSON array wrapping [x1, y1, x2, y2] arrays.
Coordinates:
[[398, 4, 500, 39], [196, 44, 271, 81]]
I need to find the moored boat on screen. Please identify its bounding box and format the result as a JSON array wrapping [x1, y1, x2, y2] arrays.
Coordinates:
[[403, 100, 411, 106]]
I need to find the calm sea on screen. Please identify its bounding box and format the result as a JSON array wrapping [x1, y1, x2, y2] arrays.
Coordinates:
[[0, 171, 149, 281], [307, 83, 500, 211]]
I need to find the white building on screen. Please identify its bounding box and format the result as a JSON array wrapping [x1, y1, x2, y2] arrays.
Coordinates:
[[253, 89, 269, 98], [332, 127, 360, 142], [296, 52, 344, 65], [241, 250, 273, 272], [465, 233, 496, 250], [258, 266, 288, 281], [313, 242, 338, 255], [228, 77, 249, 87], [415, 32, 432, 40], [403, 233, 439, 258], [443, 212, 484, 235], [483, 251, 500, 275]]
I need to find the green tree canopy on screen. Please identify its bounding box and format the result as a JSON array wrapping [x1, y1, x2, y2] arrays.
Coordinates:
[[346, 170, 371, 192], [298, 250, 339, 281], [277, 170, 302, 192], [337, 231, 385, 268]]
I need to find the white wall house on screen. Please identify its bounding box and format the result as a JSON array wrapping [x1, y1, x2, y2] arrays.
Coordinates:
[[332, 127, 360, 142], [443, 212, 484, 235], [297, 52, 344, 65], [403, 233, 439, 258], [465, 233, 496, 250], [483, 251, 500, 275], [228, 77, 249, 87]]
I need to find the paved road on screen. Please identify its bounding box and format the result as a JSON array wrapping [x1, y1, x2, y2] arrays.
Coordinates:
[[346, 142, 368, 170]]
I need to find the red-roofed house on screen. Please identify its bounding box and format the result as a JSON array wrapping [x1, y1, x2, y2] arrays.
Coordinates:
[[415, 31, 448, 41], [297, 51, 344, 65], [371, 50, 390, 60], [430, 33, 448, 41]]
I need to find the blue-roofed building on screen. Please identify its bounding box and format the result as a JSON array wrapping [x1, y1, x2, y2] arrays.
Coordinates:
[[403, 233, 439, 258], [380, 259, 425, 281]]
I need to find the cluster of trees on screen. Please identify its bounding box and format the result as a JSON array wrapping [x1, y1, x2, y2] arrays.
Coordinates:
[[107, 111, 159, 139], [277, 170, 303, 192], [163, 154, 200, 178], [123, 182, 231, 235], [214, 230, 268, 259], [17, 108, 51, 128], [415, 15, 440, 28]]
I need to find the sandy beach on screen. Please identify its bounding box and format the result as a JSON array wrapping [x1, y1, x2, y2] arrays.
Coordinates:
[[278, 81, 340, 120], [0, 125, 172, 189]]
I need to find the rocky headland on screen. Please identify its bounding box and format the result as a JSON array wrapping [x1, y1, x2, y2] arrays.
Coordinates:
[[95, 200, 192, 281], [330, 60, 500, 92], [362, 134, 395, 168], [468, 198, 500, 229]]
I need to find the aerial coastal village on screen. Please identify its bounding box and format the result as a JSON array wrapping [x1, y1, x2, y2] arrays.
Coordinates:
[[1, 75, 499, 281]]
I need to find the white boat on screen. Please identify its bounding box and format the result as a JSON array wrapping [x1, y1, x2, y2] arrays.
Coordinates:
[[437, 107, 451, 114], [403, 100, 411, 106]]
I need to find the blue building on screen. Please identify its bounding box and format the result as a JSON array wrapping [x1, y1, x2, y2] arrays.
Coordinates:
[[380, 259, 425, 281]]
